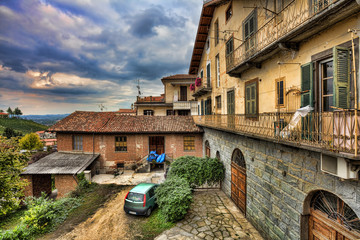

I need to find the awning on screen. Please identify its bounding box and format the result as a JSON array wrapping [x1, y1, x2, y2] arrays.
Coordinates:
[[22, 152, 99, 175]]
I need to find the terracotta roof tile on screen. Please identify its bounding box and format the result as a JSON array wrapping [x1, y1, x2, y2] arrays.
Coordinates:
[[161, 74, 197, 80], [49, 111, 203, 134]]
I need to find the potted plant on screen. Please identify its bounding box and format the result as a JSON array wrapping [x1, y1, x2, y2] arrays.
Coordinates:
[[195, 77, 202, 87], [190, 84, 195, 91]]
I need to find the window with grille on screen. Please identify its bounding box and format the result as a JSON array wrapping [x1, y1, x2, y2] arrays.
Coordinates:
[[115, 136, 127, 152], [184, 136, 195, 151], [275, 77, 285, 107], [73, 135, 83, 151]]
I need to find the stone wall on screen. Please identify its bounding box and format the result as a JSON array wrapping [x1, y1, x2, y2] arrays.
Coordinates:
[[203, 127, 360, 240]]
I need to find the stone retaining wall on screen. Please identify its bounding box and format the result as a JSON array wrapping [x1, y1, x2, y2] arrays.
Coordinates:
[[203, 127, 360, 240]]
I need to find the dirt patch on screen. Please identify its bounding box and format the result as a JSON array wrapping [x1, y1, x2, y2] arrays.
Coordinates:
[[56, 185, 136, 240]]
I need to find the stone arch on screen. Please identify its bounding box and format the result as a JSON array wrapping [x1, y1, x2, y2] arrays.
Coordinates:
[[303, 189, 360, 240], [230, 148, 246, 215], [205, 140, 210, 158], [216, 151, 220, 161]]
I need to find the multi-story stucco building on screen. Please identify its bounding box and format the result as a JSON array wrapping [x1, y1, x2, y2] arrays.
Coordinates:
[[190, 0, 360, 239], [135, 74, 198, 116]]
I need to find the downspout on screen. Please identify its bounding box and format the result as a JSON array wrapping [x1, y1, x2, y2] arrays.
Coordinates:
[[350, 29, 358, 156], [93, 133, 95, 156]]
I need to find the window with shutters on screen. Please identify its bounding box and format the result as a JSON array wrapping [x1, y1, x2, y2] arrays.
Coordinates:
[[275, 77, 285, 108], [216, 95, 221, 109], [245, 79, 258, 118], [226, 37, 234, 56], [214, 19, 219, 46], [115, 136, 127, 152], [216, 54, 220, 87], [243, 10, 257, 54]]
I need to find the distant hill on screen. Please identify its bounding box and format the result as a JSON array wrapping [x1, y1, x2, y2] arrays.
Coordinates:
[[0, 118, 48, 135], [21, 114, 69, 126]]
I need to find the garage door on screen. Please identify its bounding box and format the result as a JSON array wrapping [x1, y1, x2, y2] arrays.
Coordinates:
[[309, 191, 360, 240], [231, 149, 246, 215]]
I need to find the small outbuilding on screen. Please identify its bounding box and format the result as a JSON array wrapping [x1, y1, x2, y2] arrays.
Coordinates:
[[22, 152, 99, 198]]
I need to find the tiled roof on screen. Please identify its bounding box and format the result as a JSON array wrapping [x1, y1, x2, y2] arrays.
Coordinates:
[[136, 95, 164, 103], [161, 74, 197, 80], [0, 112, 8, 115], [48, 111, 203, 133]]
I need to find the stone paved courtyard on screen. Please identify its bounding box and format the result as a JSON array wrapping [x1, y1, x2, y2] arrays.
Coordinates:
[[155, 189, 263, 240]]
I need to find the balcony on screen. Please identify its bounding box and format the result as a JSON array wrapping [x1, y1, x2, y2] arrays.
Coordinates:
[[192, 81, 212, 98], [226, 0, 360, 76], [193, 111, 360, 158]]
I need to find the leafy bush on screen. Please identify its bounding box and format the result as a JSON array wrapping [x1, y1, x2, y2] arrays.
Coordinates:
[[155, 176, 192, 222], [168, 156, 225, 188], [0, 194, 81, 240]]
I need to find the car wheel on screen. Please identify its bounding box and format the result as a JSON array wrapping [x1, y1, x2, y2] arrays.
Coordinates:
[[145, 208, 152, 217]]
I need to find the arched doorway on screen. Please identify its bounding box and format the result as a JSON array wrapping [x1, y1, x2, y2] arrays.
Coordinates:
[[231, 148, 246, 215], [309, 190, 360, 240], [205, 141, 210, 158]]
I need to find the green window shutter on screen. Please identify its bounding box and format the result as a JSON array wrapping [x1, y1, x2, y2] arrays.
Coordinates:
[[245, 81, 257, 116], [333, 46, 350, 109], [300, 62, 314, 108]]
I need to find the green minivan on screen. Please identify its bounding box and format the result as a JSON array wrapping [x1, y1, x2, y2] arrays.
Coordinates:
[[124, 183, 158, 217]]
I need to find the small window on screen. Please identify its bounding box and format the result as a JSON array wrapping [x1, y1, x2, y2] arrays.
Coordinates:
[[216, 95, 221, 109], [214, 19, 219, 46], [166, 110, 175, 116], [200, 69, 203, 79], [144, 110, 154, 116], [216, 54, 220, 87], [226, 37, 234, 56], [73, 135, 83, 151], [115, 136, 127, 152], [184, 136, 195, 151], [205, 140, 210, 158], [225, 3, 232, 22], [275, 77, 285, 108]]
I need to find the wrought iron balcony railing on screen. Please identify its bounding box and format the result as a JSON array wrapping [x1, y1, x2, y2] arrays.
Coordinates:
[[226, 0, 340, 74], [193, 110, 360, 155]]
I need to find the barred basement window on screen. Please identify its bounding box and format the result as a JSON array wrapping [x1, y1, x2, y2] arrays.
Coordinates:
[[115, 136, 127, 152], [73, 135, 83, 151], [184, 136, 195, 151]]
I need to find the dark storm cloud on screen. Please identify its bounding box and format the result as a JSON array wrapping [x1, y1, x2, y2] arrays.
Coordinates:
[[128, 5, 186, 38], [0, 0, 202, 114]]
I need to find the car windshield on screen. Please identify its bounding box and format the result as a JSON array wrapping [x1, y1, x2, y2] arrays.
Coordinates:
[[127, 192, 144, 202]]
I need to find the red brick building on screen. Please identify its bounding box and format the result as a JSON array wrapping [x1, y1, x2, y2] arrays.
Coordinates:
[[49, 111, 204, 172]]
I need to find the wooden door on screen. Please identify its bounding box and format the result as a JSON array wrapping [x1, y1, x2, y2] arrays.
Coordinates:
[[309, 191, 360, 240], [180, 86, 187, 101], [231, 149, 246, 215], [149, 136, 165, 155]]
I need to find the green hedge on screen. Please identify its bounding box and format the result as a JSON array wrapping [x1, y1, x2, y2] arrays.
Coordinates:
[[168, 156, 225, 188], [0, 194, 81, 240], [155, 176, 192, 223]]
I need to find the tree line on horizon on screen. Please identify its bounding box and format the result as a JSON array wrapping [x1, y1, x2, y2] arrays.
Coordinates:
[[0, 107, 23, 118]]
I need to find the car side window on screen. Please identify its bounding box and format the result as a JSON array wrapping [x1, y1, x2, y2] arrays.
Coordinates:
[[148, 188, 155, 198]]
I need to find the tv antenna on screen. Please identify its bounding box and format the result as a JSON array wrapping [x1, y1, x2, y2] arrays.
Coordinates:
[[136, 79, 142, 96]]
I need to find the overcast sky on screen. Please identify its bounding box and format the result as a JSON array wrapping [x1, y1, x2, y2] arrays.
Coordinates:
[[0, 0, 202, 115]]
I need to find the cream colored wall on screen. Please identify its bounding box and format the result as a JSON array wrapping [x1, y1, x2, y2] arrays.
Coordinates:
[[165, 83, 195, 103], [196, 0, 359, 114], [136, 106, 172, 116]]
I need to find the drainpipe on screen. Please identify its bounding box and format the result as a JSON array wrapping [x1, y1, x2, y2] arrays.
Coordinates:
[[349, 29, 358, 156], [92, 133, 95, 156]]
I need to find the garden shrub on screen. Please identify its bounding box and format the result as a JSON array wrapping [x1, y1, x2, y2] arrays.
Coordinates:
[[0, 194, 81, 240], [168, 156, 225, 188], [155, 176, 192, 223]]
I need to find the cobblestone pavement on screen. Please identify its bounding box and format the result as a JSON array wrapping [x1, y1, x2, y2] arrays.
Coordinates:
[[155, 189, 263, 240]]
